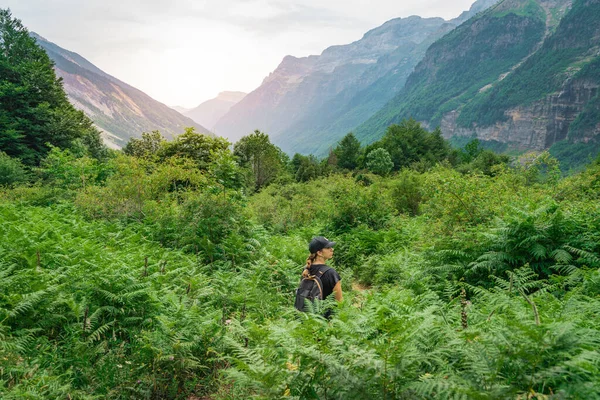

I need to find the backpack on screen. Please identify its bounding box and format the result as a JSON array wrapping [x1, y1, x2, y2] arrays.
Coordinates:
[[294, 266, 331, 312]]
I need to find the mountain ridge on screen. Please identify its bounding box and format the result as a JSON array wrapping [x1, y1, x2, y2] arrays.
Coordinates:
[[213, 0, 499, 154], [32, 33, 212, 149], [186, 91, 246, 131], [356, 0, 599, 155]]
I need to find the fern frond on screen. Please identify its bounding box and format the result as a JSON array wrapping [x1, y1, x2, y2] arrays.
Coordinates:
[[87, 320, 115, 343]]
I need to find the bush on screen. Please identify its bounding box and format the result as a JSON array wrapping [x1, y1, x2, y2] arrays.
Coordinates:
[[391, 170, 423, 216], [366, 148, 394, 176], [0, 152, 28, 186], [75, 155, 206, 220], [39, 146, 104, 191], [328, 179, 392, 232]]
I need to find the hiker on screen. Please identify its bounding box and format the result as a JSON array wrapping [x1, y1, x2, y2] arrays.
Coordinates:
[[294, 236, 342, 314]]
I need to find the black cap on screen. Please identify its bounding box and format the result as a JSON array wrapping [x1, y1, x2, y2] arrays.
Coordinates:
[[309, 236, 336, 253]]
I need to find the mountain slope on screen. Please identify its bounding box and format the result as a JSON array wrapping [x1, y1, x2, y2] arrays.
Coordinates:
[[32, 34, 212, 149], [186, 91, 246, 130], [171, 106, 191, 114], [357, 0, 599, 152], [274, 0, 500, 155], [214, 0, 498, 154]]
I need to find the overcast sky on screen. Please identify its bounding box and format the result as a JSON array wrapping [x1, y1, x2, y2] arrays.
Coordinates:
[[6, 0, 476, 108]]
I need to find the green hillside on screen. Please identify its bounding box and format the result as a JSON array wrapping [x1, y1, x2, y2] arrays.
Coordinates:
[[457, 0, 600, 129], [356, 0, 547, 142]]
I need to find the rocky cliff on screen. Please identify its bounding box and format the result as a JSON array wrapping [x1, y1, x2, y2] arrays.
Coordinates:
[[33, 34, 212, 149], [441, 75, 599, 150]]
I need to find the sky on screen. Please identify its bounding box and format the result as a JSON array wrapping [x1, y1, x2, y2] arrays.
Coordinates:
[[5, 0, 476, 108]]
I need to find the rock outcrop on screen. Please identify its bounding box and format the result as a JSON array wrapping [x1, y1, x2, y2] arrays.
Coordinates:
[[440, 78, 600, 149]]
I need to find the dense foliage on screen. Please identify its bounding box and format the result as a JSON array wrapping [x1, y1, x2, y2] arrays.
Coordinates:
[[0, 9, 103, 165], [2, 6, 600, 400], [2, 123, 600, 398]]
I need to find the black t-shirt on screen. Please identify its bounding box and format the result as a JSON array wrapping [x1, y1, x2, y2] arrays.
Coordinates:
[[308, 264, 341, 300]]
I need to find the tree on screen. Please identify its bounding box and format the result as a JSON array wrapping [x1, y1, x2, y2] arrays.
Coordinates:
[[123, 130, 166, 159], [366, 148, 393, 176], [379, 119, 450, 170], [234, 130, 285, 191], [160, 127, 230, 168], [461, 139, 483, 163], [470, 150, 510, 176], [334, 133, 361, 170], [0, 9, 103, 165], [0, 151, 28, 186], [291, 153, 322, 182]]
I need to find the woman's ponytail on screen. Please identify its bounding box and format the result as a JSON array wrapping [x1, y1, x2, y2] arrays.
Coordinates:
[[302, 253, 318, 278]]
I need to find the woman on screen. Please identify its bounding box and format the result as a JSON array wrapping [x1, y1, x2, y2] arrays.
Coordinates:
[[302, 236, 343, 303]]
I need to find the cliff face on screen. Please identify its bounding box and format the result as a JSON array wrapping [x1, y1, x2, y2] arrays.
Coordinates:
[[32, 34, 212, 149], [441, 78, 600, 149], [213, 16, 447, 145], [444, 0, 600, 149]]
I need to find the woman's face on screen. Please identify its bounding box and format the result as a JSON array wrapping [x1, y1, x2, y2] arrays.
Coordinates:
[[319, 247, 334, 260]]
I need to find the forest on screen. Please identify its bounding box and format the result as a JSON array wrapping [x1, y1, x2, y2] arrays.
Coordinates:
[[2, 7, 600, 400]]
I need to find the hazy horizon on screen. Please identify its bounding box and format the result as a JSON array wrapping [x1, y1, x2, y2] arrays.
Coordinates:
[[6, 0, 477, 108]]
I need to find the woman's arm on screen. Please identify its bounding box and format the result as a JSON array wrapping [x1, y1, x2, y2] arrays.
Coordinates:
[[333, 281, 343, 302]]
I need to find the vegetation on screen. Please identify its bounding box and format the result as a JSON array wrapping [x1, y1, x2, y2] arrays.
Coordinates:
[[234, 130, 288, 191], [2, 7, 600, 400], [3, 128, 600, 398], [0, 9, 103, 165], [333, 133, 361, 170], [366, 148, 393, 176]]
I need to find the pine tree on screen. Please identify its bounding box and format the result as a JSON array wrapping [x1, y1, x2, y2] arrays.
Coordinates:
[[0, 9, 101, 165], [334, 132, 361, 170]]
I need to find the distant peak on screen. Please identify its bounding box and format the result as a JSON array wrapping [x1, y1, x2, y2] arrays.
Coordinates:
[[29, 31, 49, 42], [218, 91, 246, 96], [217, 91, 247, 102]]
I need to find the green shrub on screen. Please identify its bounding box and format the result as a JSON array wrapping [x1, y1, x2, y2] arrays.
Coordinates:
[[390, 170, 423, 216], [0, 152, 28, 186], [327, 179, 392, 232], [39, 146, 104, 191], [366, 148, 393, 176]]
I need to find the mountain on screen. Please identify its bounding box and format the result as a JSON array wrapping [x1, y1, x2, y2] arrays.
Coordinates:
[[213, 0, 499, 154], [32, 34, 212, 149], [171, 106, 191, 114], [186, 91, 246, 131], [357, 0, 600, 156]]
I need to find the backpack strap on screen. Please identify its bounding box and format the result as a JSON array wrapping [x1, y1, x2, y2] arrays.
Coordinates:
[[313, 265, 331, 277], [311, 275, 324, 299], [308, 266, 330, 301]]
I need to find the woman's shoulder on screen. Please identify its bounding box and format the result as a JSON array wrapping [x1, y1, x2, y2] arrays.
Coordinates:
[[309, 263, 331, 272], [310, 264, 338, 276]]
